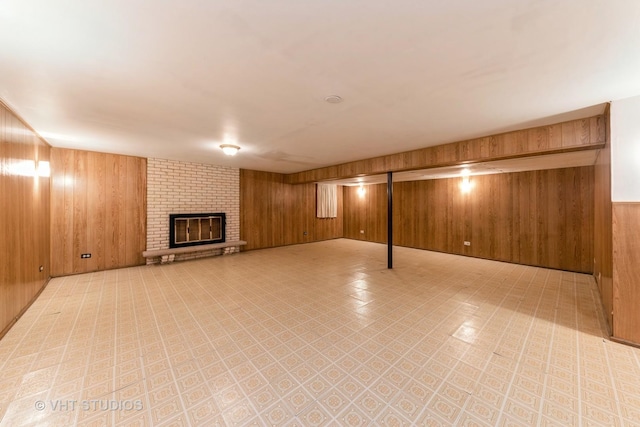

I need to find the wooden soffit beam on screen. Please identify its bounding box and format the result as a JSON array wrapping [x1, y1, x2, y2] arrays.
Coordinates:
[[285, 115, 605, 184]]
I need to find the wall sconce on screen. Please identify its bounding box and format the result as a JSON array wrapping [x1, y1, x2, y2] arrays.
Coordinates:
[[459, 168, 474, 193], [357, 184, 366, 197], [220, 144, 241, 156]]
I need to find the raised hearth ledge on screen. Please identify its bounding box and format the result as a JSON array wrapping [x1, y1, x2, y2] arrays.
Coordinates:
[[142, 240, 247, 264]]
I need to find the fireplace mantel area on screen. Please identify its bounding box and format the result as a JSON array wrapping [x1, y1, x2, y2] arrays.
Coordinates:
[[145, 158, 242, 264], [144, 211, 246, 263]]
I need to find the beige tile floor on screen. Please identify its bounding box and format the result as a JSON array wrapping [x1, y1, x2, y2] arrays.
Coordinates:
[[1, 239, 640, 426]]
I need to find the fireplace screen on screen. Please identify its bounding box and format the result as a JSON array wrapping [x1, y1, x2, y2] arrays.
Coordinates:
[[169, 213, 226, 248]]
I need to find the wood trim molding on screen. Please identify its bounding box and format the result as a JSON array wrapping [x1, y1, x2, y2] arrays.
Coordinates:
[[610, 336, 640, 349], [285, 115, 605, 184]]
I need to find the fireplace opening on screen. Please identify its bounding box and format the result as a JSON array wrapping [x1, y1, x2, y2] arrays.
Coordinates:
[[169, 213, 226, 248]]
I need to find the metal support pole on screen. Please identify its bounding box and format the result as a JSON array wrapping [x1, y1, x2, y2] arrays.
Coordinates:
[[387, 171, 393, 269]]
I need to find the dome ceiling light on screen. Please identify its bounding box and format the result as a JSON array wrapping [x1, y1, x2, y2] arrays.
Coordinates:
[[220, 144, 241, 156]]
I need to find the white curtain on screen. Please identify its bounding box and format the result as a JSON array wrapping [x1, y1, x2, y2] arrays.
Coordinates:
[[316, 184, 337, 218]]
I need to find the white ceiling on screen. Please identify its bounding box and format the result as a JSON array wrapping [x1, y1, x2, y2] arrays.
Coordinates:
[[1, 1, 639, 174]]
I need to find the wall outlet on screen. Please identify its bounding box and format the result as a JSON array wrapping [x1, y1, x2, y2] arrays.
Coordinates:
[[360, 230, 365, 234], [81, 253, 92, 259], [463, 241, 471, 246]]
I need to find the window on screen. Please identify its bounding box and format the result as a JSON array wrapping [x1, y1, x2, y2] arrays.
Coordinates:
[[316, 184, 337, 218]]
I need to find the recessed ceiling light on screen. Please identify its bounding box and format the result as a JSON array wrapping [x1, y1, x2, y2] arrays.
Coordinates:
[[220, 144, 240, 156], [324, 95, 343, 104]]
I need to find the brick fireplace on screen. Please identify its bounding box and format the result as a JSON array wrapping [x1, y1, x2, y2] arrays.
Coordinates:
[[146, 158, 239, 264], [169, 212, 226, 248]]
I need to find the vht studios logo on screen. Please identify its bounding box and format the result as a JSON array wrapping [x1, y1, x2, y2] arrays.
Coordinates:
[[35, 400, 144, 412]]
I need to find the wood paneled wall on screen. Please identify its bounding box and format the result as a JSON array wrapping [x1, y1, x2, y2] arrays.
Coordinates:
[[50, 148, 147, 276], [594, 104, 613, 333], [283, 180, 344, 245], [287, 116, 605, 184], [343, 184, 388, 243], [0, 102, 51, 338], [344, 166, 594, 273], [612, 203, 640, 344], [240, 169, 343, 250], [240, 170, 286, 249]]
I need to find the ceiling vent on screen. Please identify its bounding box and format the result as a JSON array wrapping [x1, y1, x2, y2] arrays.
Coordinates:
[[324, 95, 343, 104]]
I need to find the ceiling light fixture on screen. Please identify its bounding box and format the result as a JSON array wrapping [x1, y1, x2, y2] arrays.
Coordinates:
[[324, 95, 343, 104], [220, 144, 240, 156]]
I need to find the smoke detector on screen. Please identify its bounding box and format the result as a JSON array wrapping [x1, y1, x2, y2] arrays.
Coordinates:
[[324, 95, 343, 104]]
